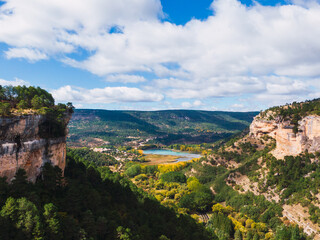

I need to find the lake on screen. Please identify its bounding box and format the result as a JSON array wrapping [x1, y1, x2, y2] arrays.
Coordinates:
[[143, 149, 202, 162]]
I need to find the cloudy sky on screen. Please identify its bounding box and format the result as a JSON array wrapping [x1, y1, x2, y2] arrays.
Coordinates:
[[0, 0, 319, 111]]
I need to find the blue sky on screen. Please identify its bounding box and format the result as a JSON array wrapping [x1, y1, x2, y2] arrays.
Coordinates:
[[0, 0, 319, 111]]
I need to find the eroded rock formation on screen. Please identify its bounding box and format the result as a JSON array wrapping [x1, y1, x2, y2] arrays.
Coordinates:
[[250, 114, 320, 158], [0, 114, 71, 182]]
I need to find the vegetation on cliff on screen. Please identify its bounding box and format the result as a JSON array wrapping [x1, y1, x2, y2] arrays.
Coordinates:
[[0, 85, 74, 116], [257, 98, 320, 134], [0, 85, 74, 138], [267, 98, 320, 118]]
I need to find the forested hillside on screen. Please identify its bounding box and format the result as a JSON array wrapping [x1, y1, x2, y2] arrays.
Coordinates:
[[0, 154, 213, 240], [69, 109, 257, 146]]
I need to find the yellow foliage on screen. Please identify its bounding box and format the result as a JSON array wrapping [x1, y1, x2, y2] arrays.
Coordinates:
[[212, 203, 234, 214], [158, 161, 189, 173], [245, 219, 255, 228], [228, 216, 246, 233], [191, 214, 200, 222], [155, 194, 164, 202], [265, 232, 274, 239], [177, 208, 188, 215], [187, 177, 202, 191], [254, 222, 268, 233]]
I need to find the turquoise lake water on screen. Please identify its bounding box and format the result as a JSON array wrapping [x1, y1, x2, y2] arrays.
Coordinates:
[[143, 149, 202, 162]]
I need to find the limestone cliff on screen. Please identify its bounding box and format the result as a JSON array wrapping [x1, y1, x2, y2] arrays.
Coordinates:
[[0, 113, 71, 182], [250, 113, 320, 158]]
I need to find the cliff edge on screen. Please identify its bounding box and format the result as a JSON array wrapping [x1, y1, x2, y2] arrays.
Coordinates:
[[250, 105, 320, 159], [0, 113, 71, 182]]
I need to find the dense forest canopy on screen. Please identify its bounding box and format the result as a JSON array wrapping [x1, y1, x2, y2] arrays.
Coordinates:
[[0, 153, 214, 240]]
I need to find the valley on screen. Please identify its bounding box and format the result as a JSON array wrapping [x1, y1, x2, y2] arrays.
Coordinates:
[[1, 86, 320, 239], [65, 98, 320, 239]]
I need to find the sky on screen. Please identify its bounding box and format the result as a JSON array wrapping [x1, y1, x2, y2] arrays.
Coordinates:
[[0, 0, 319, 111]]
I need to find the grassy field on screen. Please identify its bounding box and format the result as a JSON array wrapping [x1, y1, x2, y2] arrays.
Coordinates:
[[143, 154, 180, 165]]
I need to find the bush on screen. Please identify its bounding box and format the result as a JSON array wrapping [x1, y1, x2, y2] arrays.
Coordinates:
[[179, 187, 213, 212], [160, 172, 186, 183], [125, 164, 142, 178]]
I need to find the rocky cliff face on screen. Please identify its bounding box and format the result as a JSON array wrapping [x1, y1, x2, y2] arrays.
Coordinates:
[[0, 114, 71, 182], [250, 114, 320, 158]]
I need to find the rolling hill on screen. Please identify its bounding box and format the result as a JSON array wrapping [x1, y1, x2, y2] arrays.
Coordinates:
[[68, 109, 258, 146]]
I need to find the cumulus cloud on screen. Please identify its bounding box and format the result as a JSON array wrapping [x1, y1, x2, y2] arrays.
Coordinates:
[[51, 85, 164, 103], [106, 74, 146, 83], [5, 48, 48, 61], [181, 100, 204, 109], [0, 78, 29, 86], [0, 0, 320, 107]]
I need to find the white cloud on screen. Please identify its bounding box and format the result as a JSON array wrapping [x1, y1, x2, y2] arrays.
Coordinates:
[[181, 100, 204, 109], [0, 0, 320, 107], [51, 85, 164, 103], [5, 48, 48, 61], [106, 74, 146, 83], [0, 77, 29, 86], [181, 102, 192, 108]]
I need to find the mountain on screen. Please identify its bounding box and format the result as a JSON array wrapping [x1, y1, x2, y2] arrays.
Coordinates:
[[69, 109, 258, 146], [190, 98, 320, 238]]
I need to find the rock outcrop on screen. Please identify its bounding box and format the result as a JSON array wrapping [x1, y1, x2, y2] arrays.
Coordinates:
[[250, 114, 320, 158], [0, 114, 71, 182]]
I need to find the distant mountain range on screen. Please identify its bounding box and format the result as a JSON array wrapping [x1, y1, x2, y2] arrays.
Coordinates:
[[68, 109, 258, 146]]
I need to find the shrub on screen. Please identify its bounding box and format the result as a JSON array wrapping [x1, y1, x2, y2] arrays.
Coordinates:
[[160, 172, 186, 183], [125, 164, 142, 178]]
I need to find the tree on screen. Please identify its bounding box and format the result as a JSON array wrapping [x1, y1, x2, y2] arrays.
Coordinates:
[[17, 100, 29, 109], [125, 164, 142, 178], [43, 203, 61, 239], [179, 187, 213, 212], [117, 226, 132, 240], [207, 212, 235, 239], [234, 229, 242, 240], [160, 172, 186, 183], [0, 102, 11, 116], [187, 177, 201, 191], [31, 95, 42, 109], [0, 197, 43, 239]]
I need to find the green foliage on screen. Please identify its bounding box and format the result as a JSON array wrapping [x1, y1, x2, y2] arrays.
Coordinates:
[[179, 186, 213, 212], [1, 197, 43, 239], [263, 98, 320, 120], [160, 172, 187, 183], [0, 85, 55, 109], [187, 177, 202, 191], [264, 153, 318, 201], [0, 154, 213, 240], [67, 148, 117, 166], [274, 224, 307, 240], [207, 212, 235, 239], [43, 203, 61, 239], [0, 85, 74, 138], [0, 102, 10, 116], [125, 164, 142, 178]]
